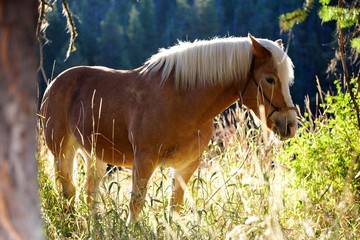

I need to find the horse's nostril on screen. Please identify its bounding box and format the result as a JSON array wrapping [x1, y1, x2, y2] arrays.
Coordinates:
[[286, 122, 294, 136]]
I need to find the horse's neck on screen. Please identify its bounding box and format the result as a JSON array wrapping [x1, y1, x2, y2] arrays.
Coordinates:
[[140, 70, 242, 124], [181, 83, 240, 123]]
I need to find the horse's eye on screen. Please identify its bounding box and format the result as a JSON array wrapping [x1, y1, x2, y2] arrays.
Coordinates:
[[265, 77, 275, 85]]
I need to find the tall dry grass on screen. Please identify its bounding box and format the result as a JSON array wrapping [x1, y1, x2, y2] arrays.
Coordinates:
[[38, 83, 359, 239]]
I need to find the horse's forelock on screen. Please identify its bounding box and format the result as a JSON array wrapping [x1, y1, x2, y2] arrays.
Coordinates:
[[257, 39, 294, 86], [258, 38, 295, 107]]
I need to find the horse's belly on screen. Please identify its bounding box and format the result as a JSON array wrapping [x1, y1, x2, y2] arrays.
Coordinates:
[[81, 134, 135, 168], [96, 146, 134, 167]]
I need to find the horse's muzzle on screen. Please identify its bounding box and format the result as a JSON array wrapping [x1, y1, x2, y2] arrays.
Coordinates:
[[270, 112, 298, 139]]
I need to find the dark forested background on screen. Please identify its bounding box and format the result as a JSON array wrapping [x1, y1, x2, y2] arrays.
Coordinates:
[[40, 0, 338, 110]]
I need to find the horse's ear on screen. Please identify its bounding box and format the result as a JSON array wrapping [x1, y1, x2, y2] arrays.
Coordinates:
[[275, 39, 284, 49], [248, 33, 271, 59]]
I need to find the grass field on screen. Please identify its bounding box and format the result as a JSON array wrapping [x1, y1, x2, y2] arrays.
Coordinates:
[[38, 86, 359, 239]]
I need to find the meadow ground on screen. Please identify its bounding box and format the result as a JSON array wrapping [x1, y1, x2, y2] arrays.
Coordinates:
[[38, 87, 359, 239]]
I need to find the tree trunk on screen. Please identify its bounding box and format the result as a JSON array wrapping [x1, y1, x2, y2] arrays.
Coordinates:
[[0, 0, 43, 239]]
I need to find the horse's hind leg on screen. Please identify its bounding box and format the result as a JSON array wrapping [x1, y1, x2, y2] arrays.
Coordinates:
[[53, 137, 78, 209], [83, 153, 107, 207], [171, 158, 201, 212]]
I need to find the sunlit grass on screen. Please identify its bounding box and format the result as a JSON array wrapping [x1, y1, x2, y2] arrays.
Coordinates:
[[38, 96, 359, 239]]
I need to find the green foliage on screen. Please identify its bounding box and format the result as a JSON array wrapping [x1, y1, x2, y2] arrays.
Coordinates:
[[279, 0, 315, 31], [279, 9, 308, 32], [279, 0, 359, 53], [351, 38, 360, 53], [279, 0, 359, 30], [284, 78, 360, 202], [319, 6, 360, 28]]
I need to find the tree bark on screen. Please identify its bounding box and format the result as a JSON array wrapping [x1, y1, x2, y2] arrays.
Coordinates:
[[0, 0, 43, 239]]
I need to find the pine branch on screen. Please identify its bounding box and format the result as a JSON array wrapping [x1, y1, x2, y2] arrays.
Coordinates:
[[36, 0, 46, 39], [61, 0, 78, 60], [36, 0, 52, 40], [279, 0, 315, 32], [36, 0, 77, 60]]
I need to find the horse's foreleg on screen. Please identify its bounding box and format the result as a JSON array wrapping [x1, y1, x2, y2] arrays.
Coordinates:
[[127, 157, 156, 225], [170, 158, 200, 212], [84, 155, 107, 207]]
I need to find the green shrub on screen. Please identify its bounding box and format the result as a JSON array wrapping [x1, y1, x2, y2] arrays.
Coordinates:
[[285, 79, 359, 194], [281, 78, 360, 237]]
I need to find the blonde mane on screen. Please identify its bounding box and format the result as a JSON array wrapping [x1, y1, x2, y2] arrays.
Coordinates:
[[141, 37, 294, 90]]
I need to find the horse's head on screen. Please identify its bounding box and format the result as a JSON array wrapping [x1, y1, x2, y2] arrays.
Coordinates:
[[241, 34, 298, 139]]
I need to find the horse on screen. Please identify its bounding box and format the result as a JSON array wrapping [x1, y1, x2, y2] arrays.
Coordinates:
[[40, 34, 298, 224]]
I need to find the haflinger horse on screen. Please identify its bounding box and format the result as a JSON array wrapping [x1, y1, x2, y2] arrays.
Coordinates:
[[40, 34, 297, 224]]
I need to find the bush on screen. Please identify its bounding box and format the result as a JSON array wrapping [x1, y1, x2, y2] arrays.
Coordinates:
[[281, 78, 360, 237]]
